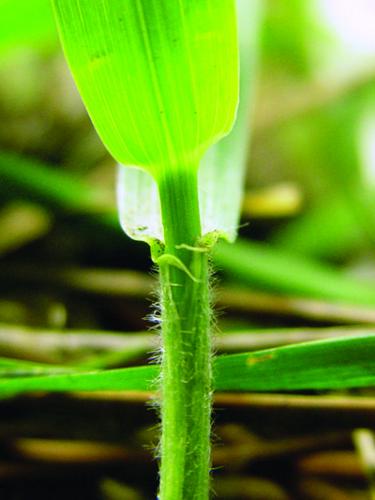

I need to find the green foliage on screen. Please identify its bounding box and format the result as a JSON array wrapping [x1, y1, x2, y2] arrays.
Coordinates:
[[0, 0, 57, 55], [51, 3, 240, 498], [273, 86, 375, 258], [215, 334, 375, 391], [0, 356, 75, 377], [3, 334, 375, 397], [214, 238, 375, 306], [1, 0, 375, 498], [0, 151, 102, 211], [52, 0, 238, 178], [261, 0, 316, 76], [0, 364, 156, 398], [272, 194, 368, 260]]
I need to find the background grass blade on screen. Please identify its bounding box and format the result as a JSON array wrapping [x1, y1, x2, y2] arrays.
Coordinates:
[[0, 0, 57, 55], [0, 356, 77, 377], [0, 151, 105, 213], [215, 334, 375, 391], [2, 334, 375, 396], [0, 364, 158, 398], [214, 238, 375, 306]]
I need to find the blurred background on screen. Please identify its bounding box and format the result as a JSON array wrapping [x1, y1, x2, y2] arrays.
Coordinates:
[[1, 0, 375, 499]]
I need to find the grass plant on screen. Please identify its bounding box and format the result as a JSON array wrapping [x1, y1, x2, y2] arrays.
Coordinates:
[[1, 1, 375, 498], [51, 1, 239, 498]]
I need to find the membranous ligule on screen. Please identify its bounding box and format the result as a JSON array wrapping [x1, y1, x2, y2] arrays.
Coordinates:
[[52, 0, 239, 178]]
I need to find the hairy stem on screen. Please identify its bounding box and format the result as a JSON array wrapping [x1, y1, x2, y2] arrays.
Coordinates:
[[157, 167, 212, 500]]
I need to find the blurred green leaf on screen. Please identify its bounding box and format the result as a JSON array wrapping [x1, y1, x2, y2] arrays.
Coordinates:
[[214, 238, 375, 306], [261, 0, 318, 76], [269, 85, 375, 258], [0, 0, 57, 55], [0, 151, 107, 213], [0, 356, 75, 378], [272, 194, 367, 260]]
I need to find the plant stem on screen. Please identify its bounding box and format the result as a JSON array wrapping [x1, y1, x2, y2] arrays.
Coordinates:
[[157, 167, 212, 500]]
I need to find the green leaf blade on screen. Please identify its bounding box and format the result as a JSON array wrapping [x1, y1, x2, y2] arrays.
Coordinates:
[[52, 0, 239, 177], [214, 238, 375, 306], [215, 334, 375, 391], [0, 365, 158, 399], [0, 356, 76, 378], [3, 335, 375, 397]]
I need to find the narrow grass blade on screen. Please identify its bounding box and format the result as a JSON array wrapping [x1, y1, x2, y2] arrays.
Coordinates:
[[214, 238, 375, 306], [0, 365, 158, 398], [0, 151, 105, 213], [215, 334, 375, 391], [0, 356, 76, 378], [3, 334, 375, 396]]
